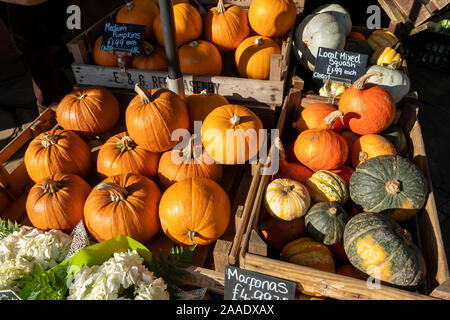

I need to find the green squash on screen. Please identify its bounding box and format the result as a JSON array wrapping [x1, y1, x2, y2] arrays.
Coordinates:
[[344, 39, 373, 56], [313, 3, 352, 36], [381, 125, 408, 156], [366, 65, 411, 103], [305, 202, 349, 245], [349, 155, 428, 222], [343, 212, 426, 287]]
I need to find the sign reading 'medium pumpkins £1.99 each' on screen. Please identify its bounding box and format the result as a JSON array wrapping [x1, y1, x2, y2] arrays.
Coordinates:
[[101, 22, 146, 55], [313, 47, 369, 84]]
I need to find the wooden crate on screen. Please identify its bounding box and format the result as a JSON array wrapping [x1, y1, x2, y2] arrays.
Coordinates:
[[66, 0, 305, 108], [0, 88, 265, 295], [237, 86, 450, 300]]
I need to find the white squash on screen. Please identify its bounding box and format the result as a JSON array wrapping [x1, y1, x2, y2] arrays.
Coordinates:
[[366, 65, 411, 103], [264, 178, 311, 221], [293, 12, 346, 71], [313, 3, 352, 36]]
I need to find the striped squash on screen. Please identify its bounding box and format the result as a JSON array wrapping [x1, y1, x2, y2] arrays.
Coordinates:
[[370, 47, 402, 69], [281, 237, 335, 273], [264, 178, 311, 221], [367, 30, 398, 51], [305, 170, 349, 205]]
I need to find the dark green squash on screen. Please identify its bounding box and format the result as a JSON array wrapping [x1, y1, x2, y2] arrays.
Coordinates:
[[381, 125, 408, 156], [305, 202, 349, 245], [349, 155, 428, 222], [343, 212, 426, 287]]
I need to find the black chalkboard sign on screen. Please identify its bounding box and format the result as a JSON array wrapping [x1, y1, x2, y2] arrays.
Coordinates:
[[100, 22, 146, 54], [313, 47, 369, 84], [224, 266, 296, 300], [0, 290, 21, 300]]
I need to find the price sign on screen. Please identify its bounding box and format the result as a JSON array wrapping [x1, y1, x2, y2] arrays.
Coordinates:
[[224, 266, 296, 300], [0, 290, 21, 300], [101, 22, 146, 55], [313, 47, 369, 84]]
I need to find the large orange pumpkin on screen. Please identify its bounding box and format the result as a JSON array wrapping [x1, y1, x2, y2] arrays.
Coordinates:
[[203, 0, 250, 52], [179, 40, 222, 76], [248, 0, 297, 38], [93, 36, 132, 67], [294, 103, 344, 133], [185, 90, 229, 132], [97, 132, 161, 179], [125, 84, 190, 152], [24, 129, 92, 182], [235, 36, 281, 80], [84, 173, 161, 243], [159, 177, 231, 246], [116, 0, 160, 41], [153, 3, 202, 47], [131, 42, 168, 71], [26, 173, 91, 233], [338, 72, 396, 135], [350, 134, 397, 168], [294, 110, 348, 171], [56, 86, 120, 137], [157, 134, 223, 189], [201, 104, 264, 165]]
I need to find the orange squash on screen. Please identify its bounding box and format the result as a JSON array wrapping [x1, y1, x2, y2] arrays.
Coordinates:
[[294, 103, 344, 133], [337, 264, 365, 279], [185, 90, 229, 131], [116, 0, 159, 41], [84, 173, 162, 243], [179, 40, 222, 76], [24, 129, 92, 183], [235, 36, 281, 80], [294, 110, 348, 171], [330, 166, 354, 185], [248, 0, 296, 38], [339, 72, 396, 135], [159, 177, 231, 246], [157, 135, 223, 189], [153, 3, 202, 47], [125, 84, 190, 153], [203, 0, 250, 52], [131, 42, 168, 71], [26, 173, 91, 233], [347, 31, 366, 41], [328, 240, 348, 263], [201, 104, 263, 165], [93, 36, 132, 67], [56, 86, 120, 137], [350, 134, 397, 168], [341, 130, 360, 151], [97, 132, 161, 179]]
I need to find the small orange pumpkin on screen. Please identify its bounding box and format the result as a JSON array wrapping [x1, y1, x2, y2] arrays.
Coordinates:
[[159, 177, 231, 246], [26, 173, 91, 233], [185, 90, 229, 131], [116, 0, 160, 41], [132, 42, 168, 71], [350, 134, 397, 168], [294, 103, 344, 133], [179, 40, 222, 76], [248, 0, 297, 38]]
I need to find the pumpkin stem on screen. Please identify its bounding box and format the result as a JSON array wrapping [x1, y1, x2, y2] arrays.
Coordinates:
[[230, 114, 240, 126], [282, 185, 294, 194], [200, 89, 208, 96], [395, 227, 413, 246], [117, 136, 136, 153], [181, 134, 200, 159], [274, 137, 286, 162], [41, 178, 60, 194], [135, 83, 153, 104], [188, 230, 196, 244], [255, 37, 264, 46], [126, 1, 134, 10], [353, 72, 383, 90], [41, 134, 60, 148], [216, 0, 226, 14], [329, 207, 338, 215], [77, 93, 87, 100], [322, 110, 344, 129], [189, 41, 199, 47], [143, 42, 155, 56], [386, 180, 401, 195], [97, 182, 128, 202], [358, 152, 368, 162]]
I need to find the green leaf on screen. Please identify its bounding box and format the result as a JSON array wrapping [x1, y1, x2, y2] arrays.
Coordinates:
[[0, 218, 20, 240], [17, 265, 68, 300]]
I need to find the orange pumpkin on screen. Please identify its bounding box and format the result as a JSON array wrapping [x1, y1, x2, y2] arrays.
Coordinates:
[[185, 90, 229, 131], [56, 86, 120, 137], [24, 129, 92, 183], [328, 240, 348, 263], [350, 134, 397, 167], [97, 132, 161, 179], [26, 173, 91, 233], [159, 177, 231, 246], [201, 104, 264, 165], [340, 130, 360, 151], [131, 42, 168, 71], [294, 103, 344, 133], [116, 0, 159, 41], [294, 110, 348, 171], [235, 36, 281, 80], [84, 173, 162, 243], [338, 72, 396, 135], [248, 0, 296, 38], [337, 264, 365, 280], [157, 134, 223, 189], [125, 84, 190, 153], [153, 3, 202, 47], [203, 0, 250, 52], [179, 40, 222, 76], [347, 31, 366, 41], [330, 166, 354, 185], [93, 36, 132, 67]]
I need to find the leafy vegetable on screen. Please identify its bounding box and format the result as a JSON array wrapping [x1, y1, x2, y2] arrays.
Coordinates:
[[0, 218, 20, 241], [17, 265, 68, 300]]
